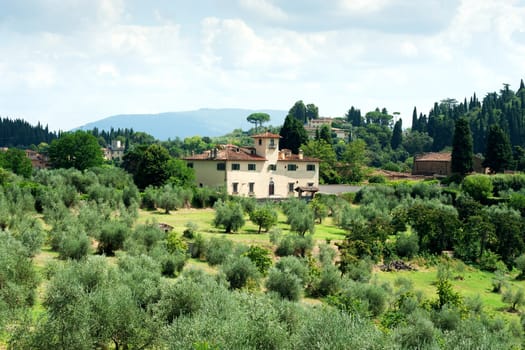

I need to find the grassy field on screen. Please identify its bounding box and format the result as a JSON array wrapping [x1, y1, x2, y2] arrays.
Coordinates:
[[375, 263, 525, 322], [136, 208, 347, 245], [28, 207, 525, 326]]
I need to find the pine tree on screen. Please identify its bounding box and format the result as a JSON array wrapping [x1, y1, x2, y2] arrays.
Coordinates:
[[451, 118, 473, 176], [391, 119, 403, 150], [483, 124, 513, 173]]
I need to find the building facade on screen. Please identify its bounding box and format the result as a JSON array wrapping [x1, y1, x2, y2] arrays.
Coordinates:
[[412, 152, 485, 176], [184, 132, 320, 198]]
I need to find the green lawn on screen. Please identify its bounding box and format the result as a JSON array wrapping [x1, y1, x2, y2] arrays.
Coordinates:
[[137, 208, 346, 245], [374, 264, 525, 321]]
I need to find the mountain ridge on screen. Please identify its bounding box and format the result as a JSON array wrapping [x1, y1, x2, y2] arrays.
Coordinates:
[[75, 108, 288, 140]]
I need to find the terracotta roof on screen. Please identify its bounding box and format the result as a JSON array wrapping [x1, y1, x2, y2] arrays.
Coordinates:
[[280, 154, 320, 162], [184, 145, 267, 161], [251, 132, 282, 139], [415, 152, 451, 162]]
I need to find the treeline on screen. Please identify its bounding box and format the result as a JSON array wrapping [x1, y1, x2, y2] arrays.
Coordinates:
[[410, 80, 525, 155], [0, 117, 57, 147]]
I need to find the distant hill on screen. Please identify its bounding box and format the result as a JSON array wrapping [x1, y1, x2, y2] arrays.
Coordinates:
[[75, 108, 287, 140]]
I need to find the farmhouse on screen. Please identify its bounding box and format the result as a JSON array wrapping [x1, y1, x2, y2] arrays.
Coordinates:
[[184, 132, 320, 198], [412, 152, 485, 176]]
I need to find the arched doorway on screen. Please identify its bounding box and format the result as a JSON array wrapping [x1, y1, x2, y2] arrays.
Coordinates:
[[268, 180, 275, 196]]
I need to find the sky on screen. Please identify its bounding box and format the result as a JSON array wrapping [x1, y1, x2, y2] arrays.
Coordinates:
[[1, 0, 524, 132]]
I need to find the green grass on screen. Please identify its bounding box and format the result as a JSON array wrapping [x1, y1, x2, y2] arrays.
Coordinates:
[[374, 263, 525, 321], [137, 208, 346, 244]]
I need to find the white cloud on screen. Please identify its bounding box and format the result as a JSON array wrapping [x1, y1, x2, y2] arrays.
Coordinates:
[[239, 0, 288, 21], [338, 0, 391, 13]]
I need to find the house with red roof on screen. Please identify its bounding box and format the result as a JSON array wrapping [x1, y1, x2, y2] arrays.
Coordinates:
[[184, 132, 320, 198]]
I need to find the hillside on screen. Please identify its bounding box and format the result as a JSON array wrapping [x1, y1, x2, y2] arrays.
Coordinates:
[[75, 108, 287, 140]]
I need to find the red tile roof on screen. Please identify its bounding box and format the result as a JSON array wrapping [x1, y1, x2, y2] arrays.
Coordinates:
[[184, 145, 267, 161], [251, 132, 282, 138], [415, 152, 451, 161]]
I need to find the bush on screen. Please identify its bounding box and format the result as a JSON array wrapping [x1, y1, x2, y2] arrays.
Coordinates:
[[222, 256, 260, 289], [266, 268, 303, 301], [462, 175, 493, 202], [206, 237, 234, 266], [59, 230, 91, 260], [183, 221, 198, 239], [155, 278, 203, 322], [368, 175, 386, 183], [249, 205, 278, 234], [190, 234, 208, 259], [97, 221, 129, 255], [242, 245, 272, 276], [213, 200, 245, 233], [275, 234, 313, 257], [395, 232, 419, 259]]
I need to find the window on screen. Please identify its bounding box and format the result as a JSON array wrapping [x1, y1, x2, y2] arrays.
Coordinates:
[[269, 164, 277, 171], [248, 163, 256, 171], [187, 162, 194, 168], [269, 139, 276, 148], [232, 182, 239, 193], [258, 139, 262, 145], [288, 183, 295, 193], [308, 182, 314, 187], [231, 163, 240, 171], [217, 163, 226, 171], [307, 164, 315, 171], [249, 182, 255, 193], [287, 164, 297, 171]]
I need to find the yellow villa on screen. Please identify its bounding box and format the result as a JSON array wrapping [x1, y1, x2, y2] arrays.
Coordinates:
[[184, 132, 320, 198]]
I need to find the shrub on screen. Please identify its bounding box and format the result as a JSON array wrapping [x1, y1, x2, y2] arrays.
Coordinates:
[[249, 205, 278, 233], [462, 175, 493, 202], [155, 278, 203, 322], [183, 221, 198, 239], [58, 230, 91, 260], [368, 175, 386, 183], [275, 234, 313, 257], [97, 221, 129, 255], [213, 200, 245, 233], [395, 232, 419, 259], [206, 237, 234, 266], [266, 268, 303, 301], [190, 234, 208, 259], [242, 245, 272, 276], [222, 256, 260, 290]]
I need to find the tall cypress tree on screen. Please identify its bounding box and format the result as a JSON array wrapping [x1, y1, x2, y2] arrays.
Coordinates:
[[483, 124, 513, 173], [391, 119, 403, 150], [451, 118, 473, 176], [279, 115, 308, 153], [411, 107, 418, 131]]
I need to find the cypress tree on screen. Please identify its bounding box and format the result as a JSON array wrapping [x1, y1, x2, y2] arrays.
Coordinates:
[[391, 119, 403, 150], [411, 107, 418, 131], [451, 118, 473, 176], [483, 124, 513, 173], [279, 115, 308, 153]]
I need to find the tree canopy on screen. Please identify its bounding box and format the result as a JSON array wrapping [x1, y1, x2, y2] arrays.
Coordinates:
[[246, 113, 270, 132], [48, 131, 103, 170]]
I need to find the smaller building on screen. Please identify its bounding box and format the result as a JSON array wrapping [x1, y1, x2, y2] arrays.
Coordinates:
[[304, 117, 348, 140], [24, 150, 49, 169], [103, 140, 125, 161], [412, 152, 485, 176]]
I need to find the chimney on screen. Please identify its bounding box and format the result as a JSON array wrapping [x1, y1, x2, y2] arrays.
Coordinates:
[[298, 149, 304, 160]]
